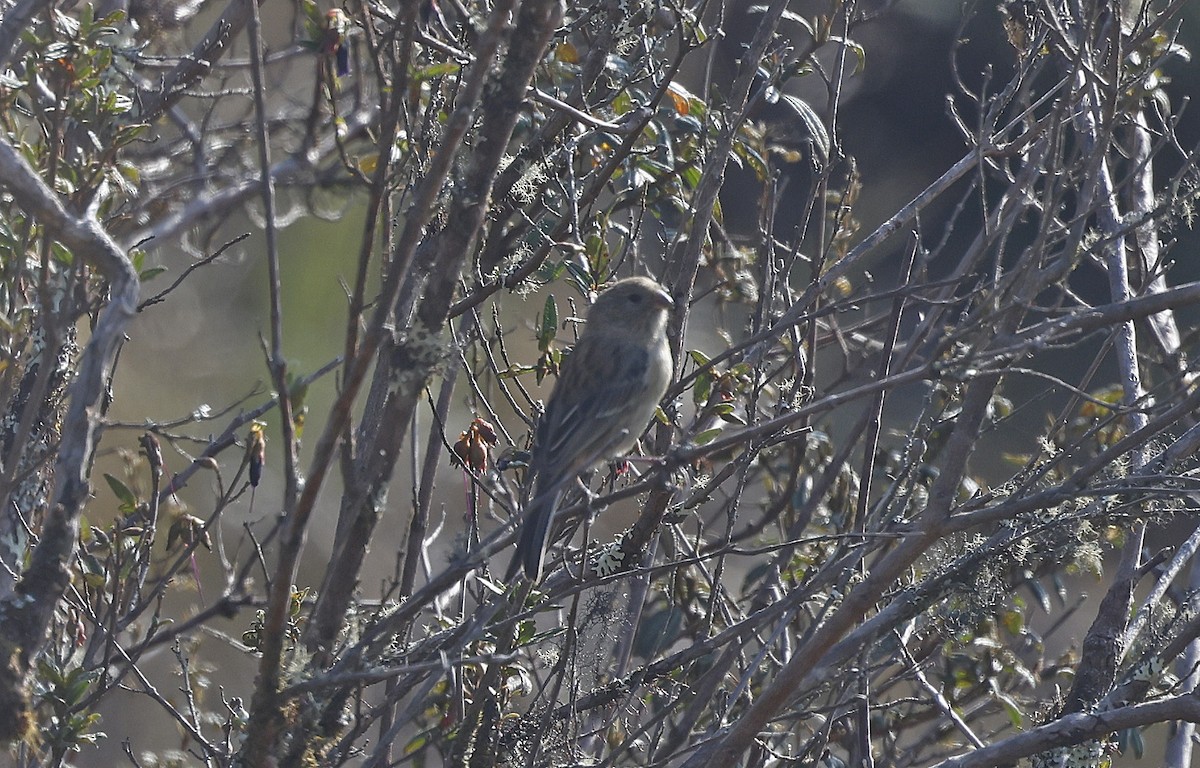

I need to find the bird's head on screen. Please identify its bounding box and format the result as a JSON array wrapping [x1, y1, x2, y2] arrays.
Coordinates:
[[587, 276, 675, 336]]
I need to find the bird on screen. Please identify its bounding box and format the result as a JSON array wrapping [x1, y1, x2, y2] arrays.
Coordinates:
[[507, 276, 675, 582]]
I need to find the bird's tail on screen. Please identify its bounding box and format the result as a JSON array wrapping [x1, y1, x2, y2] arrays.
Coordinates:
[[506, 486, 560, 582]]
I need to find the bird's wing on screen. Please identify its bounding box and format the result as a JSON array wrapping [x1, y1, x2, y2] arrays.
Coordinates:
[[531, 335, 653, 485]]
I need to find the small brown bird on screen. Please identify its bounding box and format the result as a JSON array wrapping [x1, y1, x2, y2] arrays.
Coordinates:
[[508, 277, 675, 581]]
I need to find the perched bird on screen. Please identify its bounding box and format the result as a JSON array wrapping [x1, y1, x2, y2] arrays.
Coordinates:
[[508, 277, 675, 581]]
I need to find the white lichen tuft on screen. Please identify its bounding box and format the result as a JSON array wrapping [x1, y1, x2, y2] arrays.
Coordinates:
[[593, 537, 627, 576]]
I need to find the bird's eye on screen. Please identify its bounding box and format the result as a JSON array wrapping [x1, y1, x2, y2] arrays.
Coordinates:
[[628, 293, 643, 303]]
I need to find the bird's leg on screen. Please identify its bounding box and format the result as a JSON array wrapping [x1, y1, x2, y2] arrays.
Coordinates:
[[612, 458, 636, 478], [614, 451, 667, 479]]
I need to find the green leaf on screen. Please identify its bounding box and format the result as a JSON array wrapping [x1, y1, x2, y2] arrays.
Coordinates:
[[563, 260, 594, 294], [412, 62, 461, 82], [98, 9, 128, 26], [718, 409, 746, 425], [64, 672, 91, 704], [103, 473, 136, 508], [992, 689, 1023, 728], [287, 373, 310, 411], [584, 230, 609, 275], [693, 371, 712, 405], [37, 658, 63, 686], [116, 157, 142, 182], [534, 258, 566, 283], [50, 241, 73, 265], [105, 92, 133, 115], [782, 9, 815, 37], [778, 94, 830, 165], [515, 618, 537, 645], [78, 2, 95, 31], [829, 35, 866, 74], [746, 6, 816, 38], [613, 90, 633, 116], [1000, 607, 1025, 635], [537, 294, 558, 351], [403, 731, 431, 756], [694, 428, 722, 445], [300, 0, 322, 36]]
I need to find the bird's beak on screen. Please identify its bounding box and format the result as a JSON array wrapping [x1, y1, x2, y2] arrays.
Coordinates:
[[653, 287, 675, 310]]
